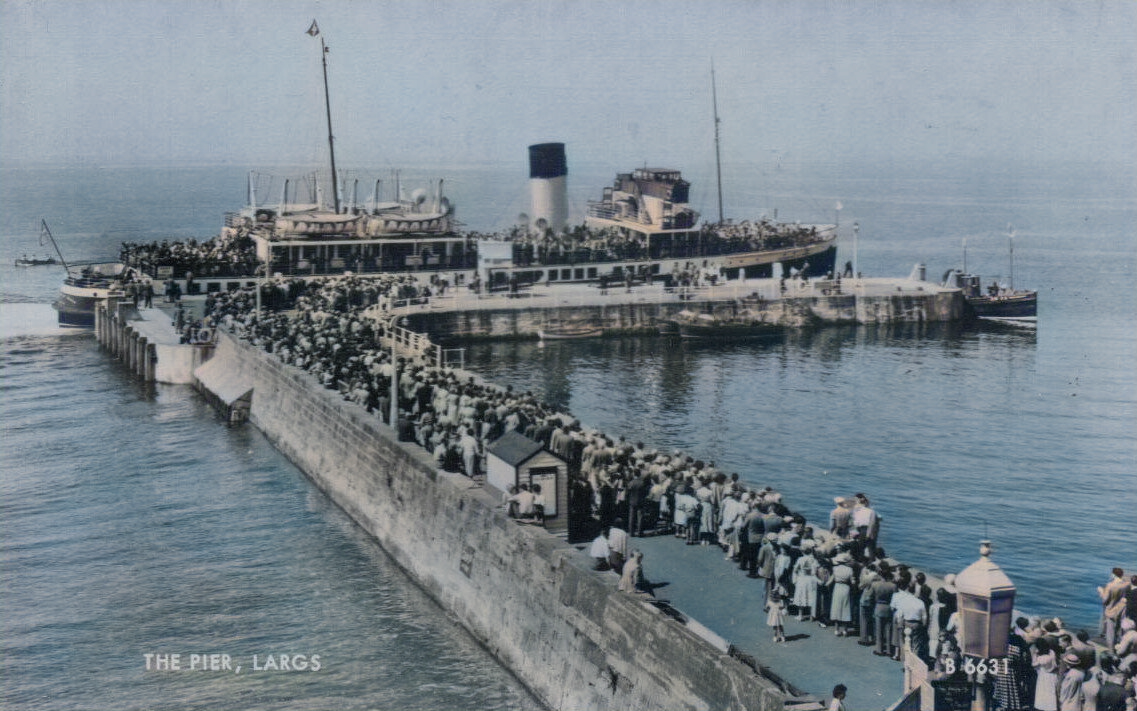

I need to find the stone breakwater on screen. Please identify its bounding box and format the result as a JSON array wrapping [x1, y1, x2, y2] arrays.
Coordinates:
[[388, 277, 967, 342], [195, 332, 792, 711]]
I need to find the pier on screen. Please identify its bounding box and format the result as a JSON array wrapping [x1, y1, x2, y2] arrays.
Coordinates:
[[93, 298, 212, 384], [91, 273, 982, 710]]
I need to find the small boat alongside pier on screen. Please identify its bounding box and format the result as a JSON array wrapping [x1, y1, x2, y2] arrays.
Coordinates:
[[668, 309, 783, 340], [538, 319, 604, 340], [943, 229, 1037, 323]]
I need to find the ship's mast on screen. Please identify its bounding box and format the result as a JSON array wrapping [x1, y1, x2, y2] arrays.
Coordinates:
[[1008, 224, 1015, 291], [40, 220, 70, 272], [711, 62, 724, 224], [309, 21, 340, 214]]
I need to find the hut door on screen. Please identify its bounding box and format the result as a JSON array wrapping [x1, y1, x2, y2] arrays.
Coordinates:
[[529, 467, 558, 517]]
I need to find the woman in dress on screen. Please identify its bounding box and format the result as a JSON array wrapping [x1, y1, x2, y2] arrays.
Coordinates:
[[676, 484, 700, 545], [829, 553, 855, 637], [792, 547, 820, 621], [672, 483, 693, 540], [696, 480, 715, 546], [1032, 638, 1060, 711]]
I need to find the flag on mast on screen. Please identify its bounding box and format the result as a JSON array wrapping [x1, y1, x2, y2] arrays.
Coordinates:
[[306, 20, 319, 36]]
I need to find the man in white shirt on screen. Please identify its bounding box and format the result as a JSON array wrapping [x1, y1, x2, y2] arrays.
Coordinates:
[[507, 484, 536, 519], [589, 530, 610, 571], [607, 524, 629, 573], [890, 581, 929, 660], [851, 495, 878, 548]]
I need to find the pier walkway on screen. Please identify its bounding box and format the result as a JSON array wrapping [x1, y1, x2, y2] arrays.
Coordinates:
[[617, 533, 905, 710]]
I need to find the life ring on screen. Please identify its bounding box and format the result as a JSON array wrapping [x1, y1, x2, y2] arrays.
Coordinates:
[[197, 328, 212, 343]]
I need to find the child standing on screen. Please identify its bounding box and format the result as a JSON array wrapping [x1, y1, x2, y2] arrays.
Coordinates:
[[828, 684, 847, 711], [767, 588, 787, 643]]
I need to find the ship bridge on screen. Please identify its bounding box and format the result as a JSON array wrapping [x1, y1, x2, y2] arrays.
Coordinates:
[[586, 167, 698, 236]]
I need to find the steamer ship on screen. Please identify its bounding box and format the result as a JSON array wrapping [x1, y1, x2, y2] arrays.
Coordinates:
[[222, 152, 837, 292], [53, 25, 839, 324], [224, 54, 836, 291], [224, 40, 835, 291]]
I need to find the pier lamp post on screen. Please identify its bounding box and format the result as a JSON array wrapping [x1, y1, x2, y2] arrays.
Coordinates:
[[389, 325, 399, 429], [852, 222, 859, 281], [254, 241, 271, 314], [955, 540, 1016, 711]]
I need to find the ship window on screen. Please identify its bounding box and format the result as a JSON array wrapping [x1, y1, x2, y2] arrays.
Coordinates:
[[206, 282, 221, 293], [561, 269, 571, 280], [548, 271, 558, 281], [588, 268, 597, 278], [574, 269, 583, 280]]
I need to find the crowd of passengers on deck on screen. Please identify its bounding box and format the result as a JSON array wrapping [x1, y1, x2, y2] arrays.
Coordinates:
[[485, 219, 828, 268], [203, 273, 1135, 711], [118, 211, 829, 288], [120, 232, 260, 280]]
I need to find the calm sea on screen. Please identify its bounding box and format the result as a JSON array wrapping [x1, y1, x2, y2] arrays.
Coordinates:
[[1, 161, 1134, 708]]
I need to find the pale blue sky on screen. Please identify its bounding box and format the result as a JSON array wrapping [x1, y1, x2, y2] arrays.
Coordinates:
[[2, 0, 1133, 172]]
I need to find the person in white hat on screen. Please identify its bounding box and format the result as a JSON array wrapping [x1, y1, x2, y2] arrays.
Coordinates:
[[1058, 652, 1084, 711]]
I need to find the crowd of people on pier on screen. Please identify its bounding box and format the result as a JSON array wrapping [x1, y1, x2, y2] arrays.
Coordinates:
[[205, 274, 526, 468], [593, 490, 1136, 710], [200, 272, 1135, 711]]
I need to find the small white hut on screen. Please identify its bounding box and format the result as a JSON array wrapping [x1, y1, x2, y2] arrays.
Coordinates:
[[485, 430, 568, 531]]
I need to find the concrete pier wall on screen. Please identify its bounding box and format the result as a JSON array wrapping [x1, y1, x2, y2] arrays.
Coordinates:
[[196, 333, 791, 711], [407, 288, 965, 342]]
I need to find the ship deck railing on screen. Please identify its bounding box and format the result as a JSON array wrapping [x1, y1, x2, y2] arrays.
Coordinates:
[[64, 275, 123, 289]]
